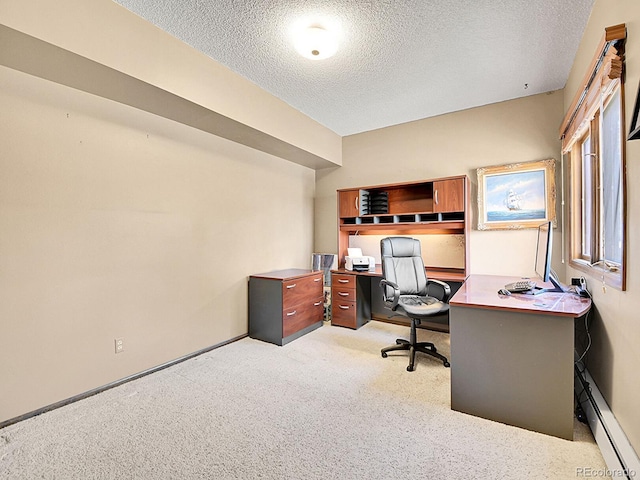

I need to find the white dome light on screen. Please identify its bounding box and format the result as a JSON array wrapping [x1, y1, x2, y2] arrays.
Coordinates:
[[294, 26, 338, 60]]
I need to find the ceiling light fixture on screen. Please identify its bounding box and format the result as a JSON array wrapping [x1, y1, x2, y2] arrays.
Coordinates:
[[294, 26, 338, 60]]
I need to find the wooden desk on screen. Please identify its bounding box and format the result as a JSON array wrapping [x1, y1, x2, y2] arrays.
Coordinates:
[[330, 267, 463, 330], [333, 265, 466, 283], [449, 274, 591, 440]]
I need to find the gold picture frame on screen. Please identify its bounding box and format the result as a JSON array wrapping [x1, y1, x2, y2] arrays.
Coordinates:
[[477, 158, 557, 230]]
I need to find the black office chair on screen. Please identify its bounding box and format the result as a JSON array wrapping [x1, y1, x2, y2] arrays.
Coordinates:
[[379, 236, 451, 372]]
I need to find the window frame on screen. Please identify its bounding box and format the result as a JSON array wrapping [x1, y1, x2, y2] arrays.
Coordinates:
[[561, 24, 627, 291], [566, 66, 626, 291]]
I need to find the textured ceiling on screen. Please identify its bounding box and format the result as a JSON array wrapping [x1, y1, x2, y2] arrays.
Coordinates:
[[114, 0, 595, 136]]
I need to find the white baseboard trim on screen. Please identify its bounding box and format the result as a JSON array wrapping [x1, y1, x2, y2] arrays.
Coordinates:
[[575, 366, 640, 479]]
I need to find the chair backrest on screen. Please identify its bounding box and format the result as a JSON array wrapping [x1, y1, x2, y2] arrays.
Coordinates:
[[380, 237, 428, 296]]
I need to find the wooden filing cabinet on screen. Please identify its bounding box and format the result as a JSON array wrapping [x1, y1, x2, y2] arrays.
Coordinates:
[[331, 272, 371, 329], [249, 269, 324, 346]]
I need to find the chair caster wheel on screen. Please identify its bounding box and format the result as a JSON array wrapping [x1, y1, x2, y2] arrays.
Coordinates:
[[396, 339, 403, 345], [407, 365, 414, 372], [381, 352, 388, 358], [444, 361, 450, 368]]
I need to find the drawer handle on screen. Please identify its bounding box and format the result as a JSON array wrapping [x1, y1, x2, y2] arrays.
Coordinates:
[[338, 279, 349, 283], [314, 278, 321, 282], [313, 301, 322, 306], [338, 305, 350, 310], [338, 292, 349, 296], [286, 310, 297, 316], [286, 284, 296, 289]]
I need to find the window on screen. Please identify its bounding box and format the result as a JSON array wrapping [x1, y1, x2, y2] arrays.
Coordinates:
[[601, 89, 624, 267], [561, 24, 626, 290], [579, 134, 593, 261]]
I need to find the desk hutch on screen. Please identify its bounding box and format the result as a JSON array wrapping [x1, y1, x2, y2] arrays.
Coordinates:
[[331, 175, 469, 329]]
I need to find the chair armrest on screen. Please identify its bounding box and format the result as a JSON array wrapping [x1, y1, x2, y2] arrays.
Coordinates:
[[380, 279, 400, 310], [426, 279, 452, 303]]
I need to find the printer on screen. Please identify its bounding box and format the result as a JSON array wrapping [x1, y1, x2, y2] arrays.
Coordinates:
[[345, 248, 376, 272]]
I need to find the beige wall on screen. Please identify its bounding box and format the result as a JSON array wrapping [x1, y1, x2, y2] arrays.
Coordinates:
[[315, 91, 565, 278], [0, 0, 341, 168], [0, 60, 315, 421], [563, 0, 640, 455], [0, 0, 338, 424], [2, 0, 638, 460]]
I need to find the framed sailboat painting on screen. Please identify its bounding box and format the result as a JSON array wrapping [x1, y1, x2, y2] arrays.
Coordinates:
[[477, 158, 557, 230]]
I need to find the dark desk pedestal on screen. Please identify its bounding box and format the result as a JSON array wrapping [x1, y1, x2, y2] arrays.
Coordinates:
[[449, 274, 591, 440]]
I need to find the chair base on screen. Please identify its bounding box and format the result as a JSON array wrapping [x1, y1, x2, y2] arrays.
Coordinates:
[[381, 319, 450, 371]]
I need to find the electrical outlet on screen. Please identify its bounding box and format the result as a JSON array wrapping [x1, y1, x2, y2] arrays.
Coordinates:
[[571, 277, 589, 297], [115, 338, 124, 354]]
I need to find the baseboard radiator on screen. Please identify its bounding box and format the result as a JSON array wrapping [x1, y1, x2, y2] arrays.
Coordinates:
[[575, 366, 640, 479]]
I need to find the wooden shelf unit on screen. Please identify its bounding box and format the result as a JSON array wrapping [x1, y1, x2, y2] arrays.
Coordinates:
[[337, 175, 470, 279]]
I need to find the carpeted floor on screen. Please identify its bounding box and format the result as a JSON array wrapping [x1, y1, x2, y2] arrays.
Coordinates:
[[0, 321, 609, 479]]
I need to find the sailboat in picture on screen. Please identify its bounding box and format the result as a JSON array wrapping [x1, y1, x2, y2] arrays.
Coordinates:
[[506, 190, 522, 210]]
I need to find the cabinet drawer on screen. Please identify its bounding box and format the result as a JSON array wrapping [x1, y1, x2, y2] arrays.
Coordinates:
[[332, 273, 355, 289], [283, 297, 324, 337], [331, 300, 357, 328], [282, 273, 323, 309], [332, 288, 356, 302]]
